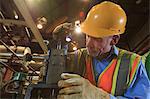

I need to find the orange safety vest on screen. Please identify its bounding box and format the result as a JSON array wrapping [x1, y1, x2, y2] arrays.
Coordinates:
[[84, 48, 141, 96]]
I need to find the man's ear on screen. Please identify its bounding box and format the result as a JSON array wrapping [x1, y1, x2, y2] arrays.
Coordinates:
[[110, 35, 120, 45]]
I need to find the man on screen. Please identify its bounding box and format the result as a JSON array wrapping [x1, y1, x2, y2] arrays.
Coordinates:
[[54, 1, 150, 99]]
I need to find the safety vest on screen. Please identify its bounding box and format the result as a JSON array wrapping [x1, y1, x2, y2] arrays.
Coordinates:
[[84, 48, 141, 96], [67, 48, 141, 96]]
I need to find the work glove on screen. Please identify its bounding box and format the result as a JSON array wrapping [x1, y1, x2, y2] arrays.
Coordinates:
[[53, 23, 72, 33], [53, 23, 72, 40], [57, 73, 110, 99]]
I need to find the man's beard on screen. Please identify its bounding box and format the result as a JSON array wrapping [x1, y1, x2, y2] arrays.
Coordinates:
[[87, 48, 102, 57]]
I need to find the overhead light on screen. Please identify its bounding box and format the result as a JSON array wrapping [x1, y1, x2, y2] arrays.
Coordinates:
[[75, 27, 81, 33], [37, 23, 43, 29], [13, 10, 19, 19], [36, 16, 47, 29], [79, 11, 85, 18], [66, 37, 71, 42], [15, 15, 19, 19], [74, 20, 81, 34], [73, 46, 77, 51], [71, 42, 78, 51], [43, 40, 49, 45], [75, 20, 80, 26]]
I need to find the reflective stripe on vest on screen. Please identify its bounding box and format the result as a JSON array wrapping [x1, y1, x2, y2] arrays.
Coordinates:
[[84, 49, 141, 95]]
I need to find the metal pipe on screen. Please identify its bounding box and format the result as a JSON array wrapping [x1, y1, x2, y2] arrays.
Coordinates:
[[0, 53, 45, 60], [0, 44, 45, 72], [0, 43, 32, 72], [0, 40, 20, 59], [13, 0, 48, 53], [0, 45, 32, 55], [0, 45, 24, 53]]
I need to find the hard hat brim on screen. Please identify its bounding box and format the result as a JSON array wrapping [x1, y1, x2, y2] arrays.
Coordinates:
[[81, 21, 125, 38]]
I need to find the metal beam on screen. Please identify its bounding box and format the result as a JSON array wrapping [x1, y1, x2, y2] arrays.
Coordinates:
[[13, 0, 48, 53], [0, 19, 27, 26]]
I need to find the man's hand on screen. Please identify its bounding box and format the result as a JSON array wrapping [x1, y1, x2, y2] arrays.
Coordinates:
[[52, 23, 72, 40], [57, 73, 110, 99], [53, 23, 72, 33]]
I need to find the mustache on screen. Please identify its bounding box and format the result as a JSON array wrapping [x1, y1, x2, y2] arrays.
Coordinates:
[[87, 48, 102, 57]]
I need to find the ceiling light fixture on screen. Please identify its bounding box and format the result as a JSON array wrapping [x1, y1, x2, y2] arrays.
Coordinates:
[[75, 20, 81, 34], [37, 23, 43, 29], [73, 46, 77, 51], [13, 10, 19, 19], [36, 16, 47, 29], [75, 27, 81, 33], [66, 37, 71, 42]]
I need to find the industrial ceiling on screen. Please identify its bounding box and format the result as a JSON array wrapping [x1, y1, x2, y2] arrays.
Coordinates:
[[0, 0, 149, 54]]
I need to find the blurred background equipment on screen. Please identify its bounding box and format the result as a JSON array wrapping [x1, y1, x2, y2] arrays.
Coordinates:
[[36, 17, 47, 29]]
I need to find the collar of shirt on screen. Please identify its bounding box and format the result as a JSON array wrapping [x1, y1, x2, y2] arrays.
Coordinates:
[[93, 46, 119, 81], [102, 45, 119, 61]]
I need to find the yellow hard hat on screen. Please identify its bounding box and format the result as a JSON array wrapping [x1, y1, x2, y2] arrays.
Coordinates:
[[81, 1, 127, 38]]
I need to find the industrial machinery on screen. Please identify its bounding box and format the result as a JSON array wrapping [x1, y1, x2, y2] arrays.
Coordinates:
[[0, 18, 80, 99], [0, 24, 80, 99], [0, 0, 85, 98]]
